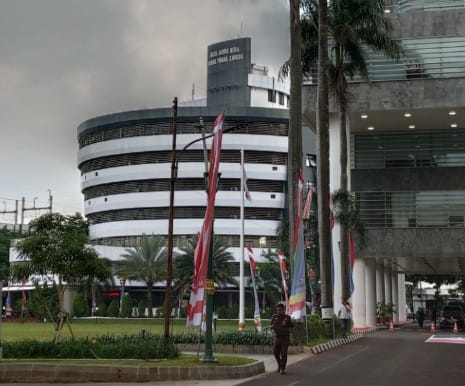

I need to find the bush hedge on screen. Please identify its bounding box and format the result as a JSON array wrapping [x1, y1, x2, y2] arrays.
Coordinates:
[[3, 334, 178, 360]]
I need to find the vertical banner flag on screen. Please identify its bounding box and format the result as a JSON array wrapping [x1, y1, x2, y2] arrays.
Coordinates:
[[241, 152, 252, 201], [303, 186, 314, 220], [247, 245, 262, 332], [349, 231, 355, 294], [278, 252, 290, 311], [187, 112, 224, 328], [289, 170, 307, 320]]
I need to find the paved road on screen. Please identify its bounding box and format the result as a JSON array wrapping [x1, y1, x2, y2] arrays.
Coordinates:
[[239, 326, 465, 386], [5, 324, 465, 386]]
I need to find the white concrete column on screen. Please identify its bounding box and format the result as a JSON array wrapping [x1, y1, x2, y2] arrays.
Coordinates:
[[398, 273, 407, 322], [352, 257, 366, 328], [384, 263, 392, 305], [392, 272, 399, 323], [365, 258, 377, 327], [376, 262, 385, 306]]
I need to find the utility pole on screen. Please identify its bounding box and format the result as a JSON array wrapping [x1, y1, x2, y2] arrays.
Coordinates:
[[19, 191, 53, 233], [1, 200, 19, 231], [164, 97, 177, 345]]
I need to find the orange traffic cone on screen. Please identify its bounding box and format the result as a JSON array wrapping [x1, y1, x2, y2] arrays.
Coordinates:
[[389, 320, 394, 332], [430, 322, 436, 333], [453, 321, 458, 334]]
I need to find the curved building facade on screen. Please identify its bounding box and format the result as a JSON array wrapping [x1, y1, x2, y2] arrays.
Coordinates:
[[78, 106, 288, 254], [76, 37, 292, 307]]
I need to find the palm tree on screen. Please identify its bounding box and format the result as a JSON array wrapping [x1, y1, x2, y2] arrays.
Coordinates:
[[283, 0, 401, 300], [117, 234, 167, 317], [173, 236, 237, 303], [326, 0, 401, 298], [316, 0, 332, 315], [288, 0, 303, 270]]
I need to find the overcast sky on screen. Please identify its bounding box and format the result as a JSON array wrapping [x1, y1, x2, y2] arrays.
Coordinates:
[[0, 0, 290, 223]]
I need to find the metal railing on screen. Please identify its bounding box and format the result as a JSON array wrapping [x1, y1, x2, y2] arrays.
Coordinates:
[[356, 190, 465, 228], [354, 36, 465, 82], [386, 0, 465, 13], [352, 130, 465, 169]]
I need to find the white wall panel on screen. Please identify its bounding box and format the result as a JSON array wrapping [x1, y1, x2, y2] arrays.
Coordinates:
[[85, 191, 285, 215], [89, 219, 280, 239], [81, 162, 287, 190], [78, 134, 288, 164]]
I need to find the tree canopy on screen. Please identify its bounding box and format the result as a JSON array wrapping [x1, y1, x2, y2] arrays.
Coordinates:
[[12, 213, 109, 284], [174, 235, 237, 295], [116, 234, 167, 317]]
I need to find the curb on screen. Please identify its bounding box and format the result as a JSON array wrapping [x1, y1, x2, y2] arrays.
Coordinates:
[[0, 360, 265, 383], [310, 326, 380, 354]]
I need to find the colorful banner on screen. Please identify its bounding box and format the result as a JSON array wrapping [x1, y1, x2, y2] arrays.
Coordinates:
[[289, 170, 307, 320], [349, 230, 355, 294], [247, 245, 262, 333], [302, 186, 314, 220], [187, 112, 224, 328], [278, 252, 289, 312]]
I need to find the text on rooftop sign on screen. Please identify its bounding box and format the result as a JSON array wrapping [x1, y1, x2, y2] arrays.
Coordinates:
[[208, 46, 244, 67]]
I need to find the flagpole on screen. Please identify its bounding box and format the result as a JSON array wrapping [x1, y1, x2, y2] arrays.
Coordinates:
[[238, 149, 245, 331]]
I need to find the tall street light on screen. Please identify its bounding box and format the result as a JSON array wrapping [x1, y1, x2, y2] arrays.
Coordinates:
[[171, 118, 247, 361]]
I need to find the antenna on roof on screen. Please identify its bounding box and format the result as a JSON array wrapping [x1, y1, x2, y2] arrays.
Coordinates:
[[239, 21, 243, 37], [192, 83, 195, 100]]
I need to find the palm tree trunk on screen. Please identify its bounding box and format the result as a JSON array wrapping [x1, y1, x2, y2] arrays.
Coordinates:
[[288, 0, 303, 270], [317, 0, 333, 315], [339, 102, 350, 299]]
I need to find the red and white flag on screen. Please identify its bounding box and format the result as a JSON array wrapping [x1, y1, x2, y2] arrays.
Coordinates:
[[247, 245, 256, 274], [247, 245, 262, 332], [187, 112, 224, 328], [329, 196, 336, 230], [303, 187, 314, 220], [241, 152, 251, 201]]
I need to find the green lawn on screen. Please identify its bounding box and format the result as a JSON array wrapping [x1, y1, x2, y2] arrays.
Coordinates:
[[0, 318, 267, 342]]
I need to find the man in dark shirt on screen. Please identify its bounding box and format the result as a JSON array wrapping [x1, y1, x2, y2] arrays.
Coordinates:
[[270, 303, 293, 374]]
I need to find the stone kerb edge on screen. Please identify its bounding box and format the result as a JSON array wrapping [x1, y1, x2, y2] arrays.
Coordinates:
[[0, 360, 265, 383]]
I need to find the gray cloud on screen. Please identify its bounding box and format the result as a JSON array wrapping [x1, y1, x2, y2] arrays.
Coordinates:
[[0, 0, 289, 220]]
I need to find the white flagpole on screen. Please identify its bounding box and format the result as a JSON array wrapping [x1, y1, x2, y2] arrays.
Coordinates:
[[239, 149, 245, 330]]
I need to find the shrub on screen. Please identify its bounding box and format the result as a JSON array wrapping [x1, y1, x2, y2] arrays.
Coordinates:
[[138, 299, 147, 317], [307, 314, 326, 339], [121, 294, 133, 317], [106, 299, 119, 317], [73, 293, 89, 317], [96, 302, 107, 317], [3, 335, 179, 360]]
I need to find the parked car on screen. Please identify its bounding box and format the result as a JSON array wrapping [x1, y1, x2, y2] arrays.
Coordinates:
[[446, 300, 465, 313], [439, 305, 465, 330]]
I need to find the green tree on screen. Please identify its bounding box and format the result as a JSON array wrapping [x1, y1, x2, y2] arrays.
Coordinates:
[[116, 234, 167, 318], [27, 281, 59, 321], [283, 0, 401, 300], [11, 213, 110, 313], [287, 0, 303, 269], [254, 251, 284, 309], [173, 236, 238, 298]]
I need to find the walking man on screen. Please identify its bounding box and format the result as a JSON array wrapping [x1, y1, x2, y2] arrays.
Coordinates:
[[270, 303, 293, 374]]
